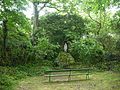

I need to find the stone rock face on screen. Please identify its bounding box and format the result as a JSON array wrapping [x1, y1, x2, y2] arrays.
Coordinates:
[[56, 52, 75, 68]]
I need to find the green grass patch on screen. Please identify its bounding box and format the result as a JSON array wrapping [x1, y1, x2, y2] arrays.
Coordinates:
[[14, 71, 120, 90]]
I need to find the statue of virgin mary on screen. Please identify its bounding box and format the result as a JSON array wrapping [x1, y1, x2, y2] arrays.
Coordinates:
[[64, 42, 67, 52]]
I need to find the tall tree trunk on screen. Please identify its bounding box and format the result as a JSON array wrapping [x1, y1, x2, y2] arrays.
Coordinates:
[[31, 2, 39, 45], [31, 1, 48, 45], [2, 20, 8, 62], [1, 0, 8, 65]]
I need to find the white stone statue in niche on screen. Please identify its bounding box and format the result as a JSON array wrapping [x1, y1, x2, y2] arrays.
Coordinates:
[[64, 42, 67, 52]]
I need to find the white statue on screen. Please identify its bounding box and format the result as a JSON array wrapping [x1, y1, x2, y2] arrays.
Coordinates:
[[64, 42, 67, 52]]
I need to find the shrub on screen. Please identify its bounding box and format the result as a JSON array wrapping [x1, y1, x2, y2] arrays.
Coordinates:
[[70, 38, 104, 65], [0, 75, 14, 90]]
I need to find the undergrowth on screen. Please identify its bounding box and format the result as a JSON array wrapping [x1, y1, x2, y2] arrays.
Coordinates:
[[0, 61, 52, 90]]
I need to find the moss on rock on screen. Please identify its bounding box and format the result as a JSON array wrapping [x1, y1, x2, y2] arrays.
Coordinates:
[[56, 52, 75, 68]]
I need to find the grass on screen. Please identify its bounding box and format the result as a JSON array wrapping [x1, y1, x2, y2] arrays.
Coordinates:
[[14, 71, 120, 90]]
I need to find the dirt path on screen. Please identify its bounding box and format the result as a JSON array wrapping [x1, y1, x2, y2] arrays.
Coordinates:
[[15, 72, 120, 90]]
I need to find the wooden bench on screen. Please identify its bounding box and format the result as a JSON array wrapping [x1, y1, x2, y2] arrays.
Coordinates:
[[44, 68, 92, 82]]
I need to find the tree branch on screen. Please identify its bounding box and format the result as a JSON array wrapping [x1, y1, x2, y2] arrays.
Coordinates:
[[88, 12, 100, 24], [88, 12, 101, 35], [46, 6, 60, 11], [38, 3, 47, 12]]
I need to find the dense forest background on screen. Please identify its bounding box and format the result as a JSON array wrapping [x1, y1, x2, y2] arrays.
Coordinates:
[[0, 0, 120, 90]]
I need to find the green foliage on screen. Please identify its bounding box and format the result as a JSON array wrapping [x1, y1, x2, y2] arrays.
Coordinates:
[[0, 75, 14, 90], [70, 37, 104, 65], [56, 52, 75, 68], [0, 0, 29, 29], [0, 0, 31, 65], [97, 32, 117, 52], [39, 13, 86, 45], [0, 0, 120, 90], [0, 0, 119, 80], [19, 63, 52, 76], [0, 66, 27, 80], [28, 37, 59, 63], [0, 66, 27, 90], [0, 63, 52, 90], [111, 11, 120, 32]]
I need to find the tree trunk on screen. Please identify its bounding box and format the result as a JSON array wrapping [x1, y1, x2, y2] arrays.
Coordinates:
[[31, 2, 39, 45], [2, 20, 8, 62], [31, 2, 48, 45]]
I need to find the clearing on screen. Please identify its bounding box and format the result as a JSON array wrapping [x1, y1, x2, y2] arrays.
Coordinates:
[[14, 71, 120, 90]]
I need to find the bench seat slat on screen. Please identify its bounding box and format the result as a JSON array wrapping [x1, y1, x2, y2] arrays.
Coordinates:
[[44, 73, 89, 77]]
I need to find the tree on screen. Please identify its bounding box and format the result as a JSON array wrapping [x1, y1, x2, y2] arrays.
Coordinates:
[[38, 13, 86, 50], [0, 0, 30, 65], [30, 0, 84, 45], [30, 0, 50, 45], [80, 0, 112, 35]]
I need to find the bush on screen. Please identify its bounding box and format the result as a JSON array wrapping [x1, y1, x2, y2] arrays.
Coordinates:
[[0, 66, 28, 90], [16, 62, 53, 76], [0, 62, 52, 90], [0, 75, 14, 90], [30, 37, 59, 62], [70, 38, 104, 65], [13, 70, 28, 80]]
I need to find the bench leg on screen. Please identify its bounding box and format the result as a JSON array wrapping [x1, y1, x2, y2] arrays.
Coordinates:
[[68, 75, 71, 81], [86, 75, 87, 80], [88, 75, 89, 79], [49, 76, 51, 82], [86, 74, 89, 80], [68, 71, 72, 81]]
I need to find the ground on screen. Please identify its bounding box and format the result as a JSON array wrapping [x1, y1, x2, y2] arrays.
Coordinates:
[[14, 71, 120, 90]]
